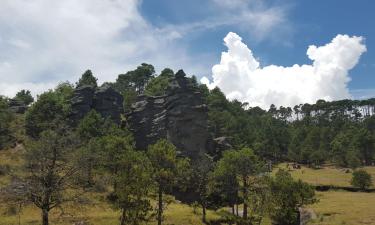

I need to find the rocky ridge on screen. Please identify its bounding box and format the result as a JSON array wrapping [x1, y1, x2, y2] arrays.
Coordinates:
[[127, 70, 213, 159]]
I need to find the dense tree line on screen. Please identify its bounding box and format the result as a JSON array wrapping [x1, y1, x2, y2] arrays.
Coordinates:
[[201, 86, 375, 168]]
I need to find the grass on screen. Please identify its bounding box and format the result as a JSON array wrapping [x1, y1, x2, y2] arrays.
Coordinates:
[[0, 148, 221, 225], [274, 163, 375, 187], [271, 164, 375, 224], [309, 191, 375, 225], [0, 197, 221, 225]]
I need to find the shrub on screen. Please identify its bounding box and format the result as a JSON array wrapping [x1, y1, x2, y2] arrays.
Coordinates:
[[351, 169, 372, 191]]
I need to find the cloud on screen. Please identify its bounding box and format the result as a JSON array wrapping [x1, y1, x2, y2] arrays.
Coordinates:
[[0, 0, 292, 98], [0, 0, 208, 97], [163, 0, 290, 42], [201, 32, 367, 109]]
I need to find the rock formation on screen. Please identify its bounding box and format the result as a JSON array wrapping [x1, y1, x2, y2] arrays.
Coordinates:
[[8, 99, 27, 114], [127, 70, 212, 159], [70, 85, 123, 124], [212, 136, 233, 160]]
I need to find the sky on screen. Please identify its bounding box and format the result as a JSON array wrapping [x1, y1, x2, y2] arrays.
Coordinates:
[[0, 0, 374, 108]]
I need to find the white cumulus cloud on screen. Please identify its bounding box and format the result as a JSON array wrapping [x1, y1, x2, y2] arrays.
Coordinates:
[[0, 0, 208, 97], [202, 32, 367, 109]]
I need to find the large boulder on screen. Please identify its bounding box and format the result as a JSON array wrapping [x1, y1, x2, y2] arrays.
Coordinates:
[[127, 70, 212, 160], [69, 85, 123, 124]]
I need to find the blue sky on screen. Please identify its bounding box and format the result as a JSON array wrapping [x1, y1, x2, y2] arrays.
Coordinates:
[[0, 0, 374, 107], [141, 0, 375, 94]]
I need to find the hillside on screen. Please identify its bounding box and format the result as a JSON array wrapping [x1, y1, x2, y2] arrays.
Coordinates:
[[1, 66, 375, 225]]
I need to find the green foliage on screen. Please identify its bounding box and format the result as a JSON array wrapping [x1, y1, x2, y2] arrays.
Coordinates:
[[188, 154, 214, 223], [115, 63, 155, 94], [14, 89, 34, 105], [114, 63, 155, 111], [24, 83, 73, 138], [0, 96, 14, 149], [213, 147, 265, 222], [147, 139, 190, 225], [148, 139, 184, 191], [351, 169, 372, 190], [25, 92, 65, 138], [123, 88, 137, 112], [109, 149, 153, 225], [346, 150, 361, 170], [23, 128, 81, 225], [270, 170, 316, 225], [77, 110, 105, 141], [145, 68, 174, 96], [77, 70, 98, 87]]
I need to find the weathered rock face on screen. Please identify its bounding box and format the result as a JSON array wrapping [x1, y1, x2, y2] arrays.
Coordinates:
[[212, 136, 233, 160], [127, 70, 212, 159], [70, 85, 123, 124], [92, 86, 124, 124], [8, 99, 27, 114], [70, 85, 95, 122]]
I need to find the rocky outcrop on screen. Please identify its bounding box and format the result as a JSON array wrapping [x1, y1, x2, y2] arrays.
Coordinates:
[[70, 85, 123, 124], [70, 85, 95, 123], [127, 70, 212, 159], [8, 99, 27, 114], [92, 85, 124, 124], [211, 136, 233, 160]]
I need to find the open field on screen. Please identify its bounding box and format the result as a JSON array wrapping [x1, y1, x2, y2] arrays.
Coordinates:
[[309, 191, 375, 225], [274, 163, 375, 187], [272, 164, 375, 224]]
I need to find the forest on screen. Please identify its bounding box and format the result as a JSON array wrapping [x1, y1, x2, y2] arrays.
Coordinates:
[[0, 63, 374, 225]]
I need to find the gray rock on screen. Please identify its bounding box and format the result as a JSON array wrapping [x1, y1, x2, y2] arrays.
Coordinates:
[[92, 85, 123, 124], [70, 85, 95, 123], [127, 70, 213, 160], [8, 99, 27, 114], [211, 136, 233, 160], [69, 85, 123, 125], [299, 207, 317, 225]]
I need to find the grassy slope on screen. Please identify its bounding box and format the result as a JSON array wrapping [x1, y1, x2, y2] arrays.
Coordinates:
[[0, 148, 221, 225]]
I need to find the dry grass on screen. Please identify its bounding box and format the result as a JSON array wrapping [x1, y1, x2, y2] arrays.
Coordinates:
[[309, 191, 375, 225], [0, 148, 221, 225], [274, 163, 375, 187], [3, 149, 375, 225], [0, 198, 221, 225]]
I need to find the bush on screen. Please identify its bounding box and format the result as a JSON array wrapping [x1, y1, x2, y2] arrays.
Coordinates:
[[351, 169, 372, 191], [270, 170, 317, 225]]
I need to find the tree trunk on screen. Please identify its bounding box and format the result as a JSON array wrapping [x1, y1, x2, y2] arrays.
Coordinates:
[[243, 177, 248, 219], [202, 204, 206, 224], [158, 186, 163, 225], [231, 205, 235, 215], [42, 209, 49, 225], [120, 207, 126, 225], [236, 204, 239, 216]]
